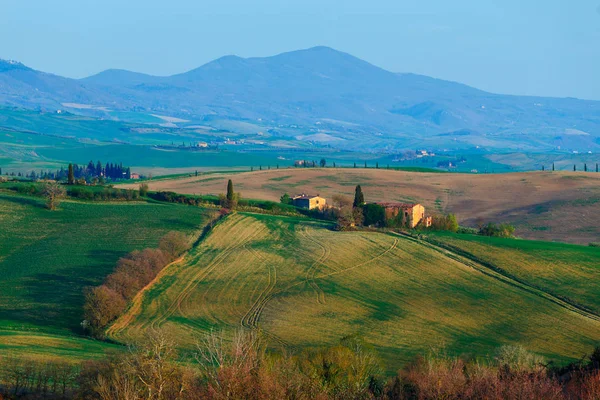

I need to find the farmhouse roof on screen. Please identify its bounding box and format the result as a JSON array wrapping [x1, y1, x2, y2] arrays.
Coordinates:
[[376, 202, 419, 209], [293, 193, 321, 200]]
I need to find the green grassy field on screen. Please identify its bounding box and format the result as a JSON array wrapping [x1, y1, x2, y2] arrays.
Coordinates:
[[110, 213, 600, 372], [428, 232, 600, 314], [0, 191, 213, 360]]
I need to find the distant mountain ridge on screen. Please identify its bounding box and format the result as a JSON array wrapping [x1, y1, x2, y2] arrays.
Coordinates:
[[1, 47, 600, 152]]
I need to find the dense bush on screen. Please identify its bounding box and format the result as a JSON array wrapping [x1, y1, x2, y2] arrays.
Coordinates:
[[68, 186, 140, 201], [83, 232, 190, 337], [149, 191, 219, 207], [363, 203, 386, 227], [479, 222, 516, 238], [429, 214, 459, 232], [457, 226, 478, 234]]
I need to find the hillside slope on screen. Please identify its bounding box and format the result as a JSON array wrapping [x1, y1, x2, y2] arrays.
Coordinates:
[[109, 213, 600, 371]]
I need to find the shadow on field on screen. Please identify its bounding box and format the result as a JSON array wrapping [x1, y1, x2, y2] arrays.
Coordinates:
[[18, 267, 108, 333], [0, 193, 46, 209], [157, 217, 199, 230], [87, 249, 128, 260]]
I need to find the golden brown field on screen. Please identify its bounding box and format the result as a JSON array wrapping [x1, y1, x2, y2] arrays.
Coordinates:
[[122, 169, 600, 244]]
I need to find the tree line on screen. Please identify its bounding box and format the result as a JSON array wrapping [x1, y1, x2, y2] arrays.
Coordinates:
[[83, 231, 192, 337], [3, 329, 600, 399], [0, 160, 132, 183]]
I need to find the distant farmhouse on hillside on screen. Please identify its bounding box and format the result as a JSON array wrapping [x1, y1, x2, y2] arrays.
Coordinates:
[[292, 193, 327, 210], [376, 202, 432, 228]]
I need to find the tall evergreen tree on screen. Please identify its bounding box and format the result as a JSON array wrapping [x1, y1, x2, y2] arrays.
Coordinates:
[[574, 164, 577, 172], [585, 163, 588, 172], [68, 163, 75, 185], [96, 161, 103, 176], [552, 162, 555, 171], [353, 185, 365, 208], [87, 161, 95, 175], [226, 179, 234, 201]]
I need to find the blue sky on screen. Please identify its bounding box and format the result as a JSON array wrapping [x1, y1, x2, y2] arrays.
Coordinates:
[[2, 0, 599, 99]]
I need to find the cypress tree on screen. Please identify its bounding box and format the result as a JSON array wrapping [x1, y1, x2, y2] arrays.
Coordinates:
[[354, 162, 357, 168], [353, 185, 365, 208], [542, 165, 545, 171], [596, 163, 599, 173], [96, 161, 102, 176], [574, 164, 577, 172], [364, 161, 367, 168], [376, 162, 379, 169], [585, 163, 588, 172], [552, 162, 555, 171], [226, 179, 234, 201], [68, 163, 75, 185]]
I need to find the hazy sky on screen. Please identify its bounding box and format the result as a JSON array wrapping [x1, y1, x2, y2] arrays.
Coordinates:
[[2, 0, 599, 99]]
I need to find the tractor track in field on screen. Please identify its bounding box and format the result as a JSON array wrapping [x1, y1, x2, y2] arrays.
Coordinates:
[[239, 245, 291, 347], [299, 227, 331, 305], [314, 237, 399, 280], [394, 232, 600, 324], [172, 223, 266, 325], [149, 216, 262, 330], [244, 232, 401, 337], [197, 245, 254, 324]]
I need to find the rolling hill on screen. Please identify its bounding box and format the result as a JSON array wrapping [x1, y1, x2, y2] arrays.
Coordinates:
[[109, 213, 600, 372], [2, 47, 600, 152]]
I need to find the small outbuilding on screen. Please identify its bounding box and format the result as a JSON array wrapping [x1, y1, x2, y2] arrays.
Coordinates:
[[292, 193, 327, 210], [376, 202, 431, 228]]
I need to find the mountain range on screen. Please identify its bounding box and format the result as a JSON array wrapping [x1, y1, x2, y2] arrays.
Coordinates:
[[1, 46, 599, 152]]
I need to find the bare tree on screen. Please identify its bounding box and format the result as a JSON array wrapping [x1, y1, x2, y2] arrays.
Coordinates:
[[125, 329, 183, 400], [42, 181, 66, 210], [331, 194, 352, 209], [159, 231, 190, 260]]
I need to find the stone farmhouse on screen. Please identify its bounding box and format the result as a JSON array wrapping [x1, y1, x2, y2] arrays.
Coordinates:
[[376, 202, 432, 228], [292, 194, 327, 210]]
